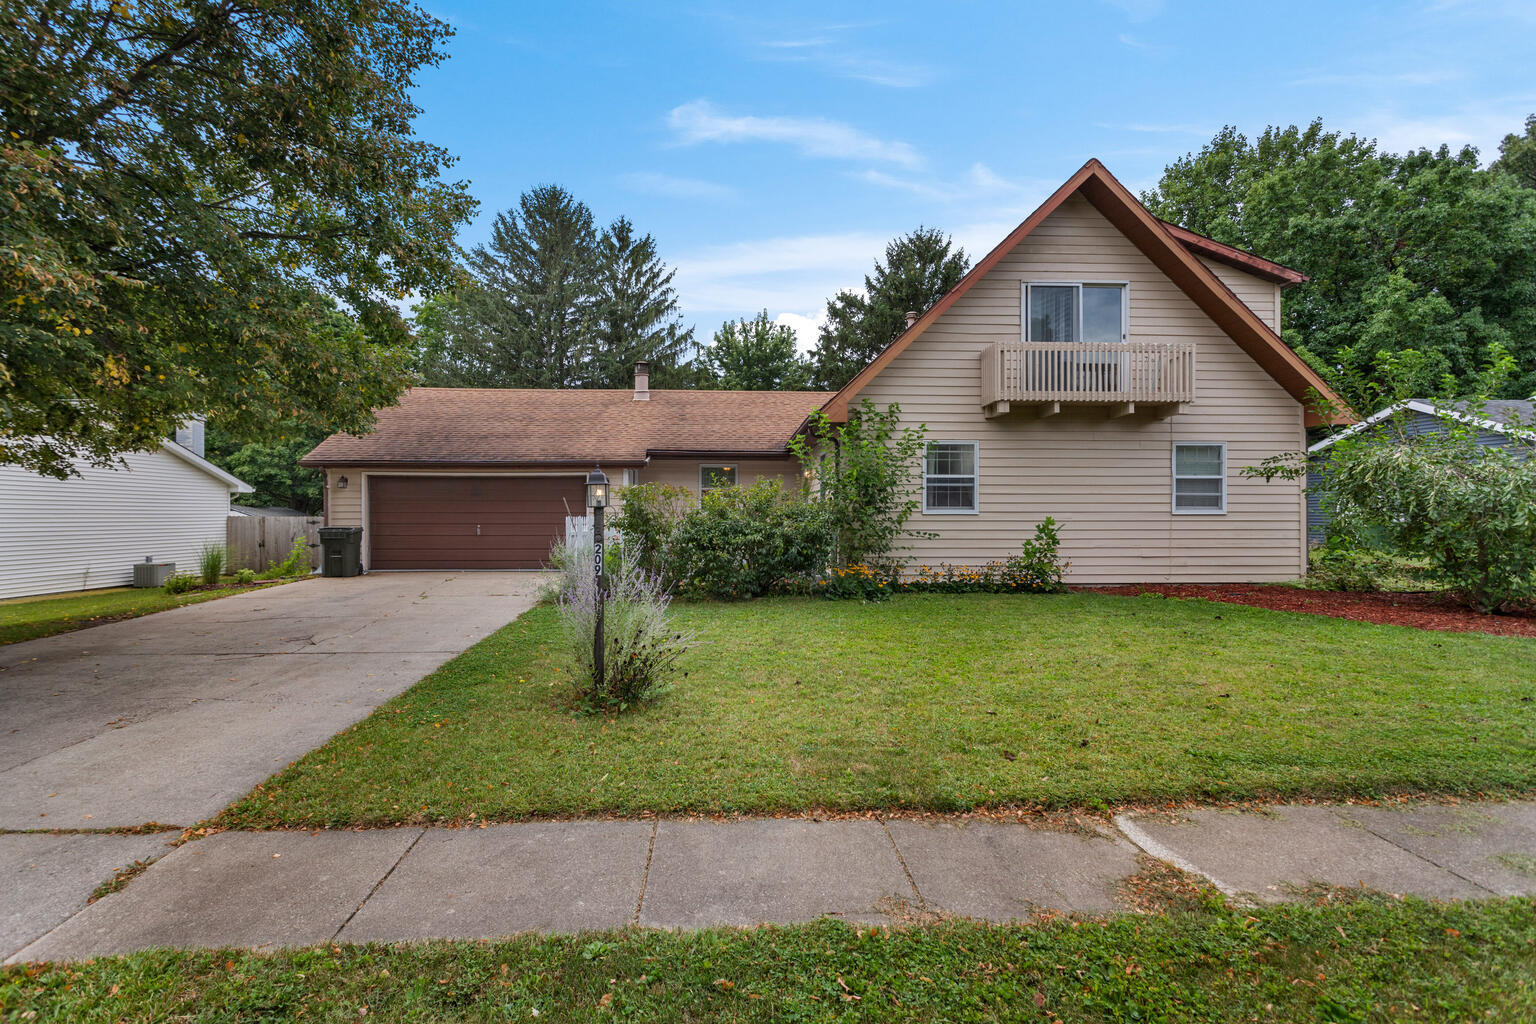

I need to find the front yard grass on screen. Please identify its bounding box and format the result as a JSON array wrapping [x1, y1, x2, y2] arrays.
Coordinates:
[[4, 894, 1533, 1021], [0, 578, 302, 646], [219, 593, 1536, 827]]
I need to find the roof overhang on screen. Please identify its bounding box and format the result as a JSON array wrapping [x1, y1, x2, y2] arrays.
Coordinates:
[[163, 440, 252, 493], [297, 457, 647, 470], [1157, 220, 1309, 286], [821, 159, 1352, 428], [1308, 399, 1531, 454]]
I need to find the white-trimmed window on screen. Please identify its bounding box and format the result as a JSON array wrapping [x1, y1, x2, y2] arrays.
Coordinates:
[[1173, 443, 1226, 514], [700, 464, 737, 495], [924, 441, 978, 514], [621, 469, 640, 487], [1022, 282, 1127, 342]]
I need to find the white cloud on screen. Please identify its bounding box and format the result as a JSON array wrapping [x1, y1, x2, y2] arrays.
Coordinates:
[[758, 39, 932, 88], [617, 172, 738, 204], [666, 100, 922, 167], [774, 311, 826, 354], [857, 162, 1051, 208], [1350, 102, 1536, 159]]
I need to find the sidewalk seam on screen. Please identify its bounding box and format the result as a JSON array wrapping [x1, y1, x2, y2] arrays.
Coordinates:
[[878, 816, 926, 911], [331, 827, 427, 942], [1329, 809, 1500, 896], [632, 819, 659, 926], [1112, 815, 1249, 902]]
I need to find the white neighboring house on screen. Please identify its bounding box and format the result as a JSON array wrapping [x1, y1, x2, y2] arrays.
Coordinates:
[[0, 420, 251, 600]]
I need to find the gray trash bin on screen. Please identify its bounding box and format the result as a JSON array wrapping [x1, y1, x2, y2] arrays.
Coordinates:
[[318, 527, 363, 578]]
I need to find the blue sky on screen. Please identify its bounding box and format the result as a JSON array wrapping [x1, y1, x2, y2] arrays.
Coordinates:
[[414, 1, 1536, 350]]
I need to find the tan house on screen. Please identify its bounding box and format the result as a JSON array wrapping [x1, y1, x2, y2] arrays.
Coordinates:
[[304, 159, 1349, 581]]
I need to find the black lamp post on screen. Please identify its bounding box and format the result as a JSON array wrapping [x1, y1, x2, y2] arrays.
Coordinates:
[[585, 466, 610, 687]]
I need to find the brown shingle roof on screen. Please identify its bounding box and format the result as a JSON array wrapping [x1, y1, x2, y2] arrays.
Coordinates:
[[300, 387, 832, 467]]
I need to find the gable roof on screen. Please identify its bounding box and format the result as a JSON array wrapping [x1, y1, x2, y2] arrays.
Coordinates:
[[1308, 398, 1535, 454], [300, 387, 832, 468], [822, 159, 1351, 427]]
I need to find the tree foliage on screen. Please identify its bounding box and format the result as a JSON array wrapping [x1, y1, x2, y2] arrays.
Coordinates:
[[789, 401, 931, 567], [700, 311, 812, 390], [414, 186, 696, 389], [810, 228, 969, 391], [206, 425, 327, 514], [1142, 118, 1536, 408], [1492, 114, 1536, 192], [2, 0, 475, 477]]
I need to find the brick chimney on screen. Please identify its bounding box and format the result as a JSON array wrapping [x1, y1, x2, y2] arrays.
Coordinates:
[[904, 310, 919, 330], [633, 361, 650, 401]]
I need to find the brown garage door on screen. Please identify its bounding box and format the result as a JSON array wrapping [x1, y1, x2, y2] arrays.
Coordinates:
[[367, 475, 585, 569]]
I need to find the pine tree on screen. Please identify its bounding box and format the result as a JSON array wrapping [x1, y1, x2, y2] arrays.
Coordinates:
[[588, 218, 695, 387], [810, 228, 969, 390]]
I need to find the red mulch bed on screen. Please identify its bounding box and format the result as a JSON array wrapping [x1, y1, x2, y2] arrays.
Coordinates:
[[1082, 583, 1536, 638]]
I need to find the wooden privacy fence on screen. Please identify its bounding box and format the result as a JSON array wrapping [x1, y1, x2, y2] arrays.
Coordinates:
[[225, 516, 322, 572]]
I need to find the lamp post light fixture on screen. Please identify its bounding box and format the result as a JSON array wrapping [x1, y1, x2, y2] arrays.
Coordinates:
[[585, 466, 610, 688]]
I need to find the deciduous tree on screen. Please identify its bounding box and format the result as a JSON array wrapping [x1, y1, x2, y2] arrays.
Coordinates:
[[701, 311, 811, 390], [2, 0, 475, 477]]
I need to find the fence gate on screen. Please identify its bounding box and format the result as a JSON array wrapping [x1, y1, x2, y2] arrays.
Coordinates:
[[226, 516, 322, 572]]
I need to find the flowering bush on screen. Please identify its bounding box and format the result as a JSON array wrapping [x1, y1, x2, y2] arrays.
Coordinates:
[[809, 562, 895, 601], [554, 540, 694, 713]]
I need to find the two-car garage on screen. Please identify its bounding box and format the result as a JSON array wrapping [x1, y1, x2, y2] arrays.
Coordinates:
[[366, 475, 586, 570]]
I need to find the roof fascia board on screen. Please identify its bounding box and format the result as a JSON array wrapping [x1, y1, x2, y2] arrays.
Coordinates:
[[1308, 399, 1527, 453]]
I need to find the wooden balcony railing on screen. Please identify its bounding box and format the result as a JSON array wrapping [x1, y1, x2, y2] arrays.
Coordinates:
[[980, 341, 1196, 415]]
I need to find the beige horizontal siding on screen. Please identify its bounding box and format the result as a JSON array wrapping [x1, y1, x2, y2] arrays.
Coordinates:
[[1199, 257, 1280, 333], [638, 458, 803, 497], [860, 193, 1306, 583]]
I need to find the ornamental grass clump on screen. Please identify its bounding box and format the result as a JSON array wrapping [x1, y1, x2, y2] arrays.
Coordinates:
[[554, 540, 694, 714]]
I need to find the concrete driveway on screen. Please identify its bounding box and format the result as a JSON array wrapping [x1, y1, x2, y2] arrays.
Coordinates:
[[0, 572, 548, 831]]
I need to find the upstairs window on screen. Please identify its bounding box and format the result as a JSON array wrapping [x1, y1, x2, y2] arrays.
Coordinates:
[[700, 464, 737, 495], [1023, 283, 1127, 342], [924, 441, 979, 513], [1173, 443, 1226, 514]]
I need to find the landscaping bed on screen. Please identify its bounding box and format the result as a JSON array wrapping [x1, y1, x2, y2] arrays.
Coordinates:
[[0, 577, 308, 646], [218, 593, 1536, 828], [4, 893, 1532, 1021], [1087, 583, 1536, 637]]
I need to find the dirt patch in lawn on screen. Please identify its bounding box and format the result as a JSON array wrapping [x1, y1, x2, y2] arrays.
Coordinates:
[[1084, 583, 1536, 637]]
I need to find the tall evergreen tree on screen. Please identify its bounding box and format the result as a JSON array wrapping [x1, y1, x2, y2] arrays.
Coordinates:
[[810, 228, 969, 390], [702, 311, 812, 390], [416, 189, 699, 388], [1142, 119, 1536, 406], [589, 218, 694, 387]]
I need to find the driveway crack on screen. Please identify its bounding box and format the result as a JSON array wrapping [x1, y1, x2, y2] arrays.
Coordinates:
[[878, 815, 926, 911], [1330, 809, 1499, 895]]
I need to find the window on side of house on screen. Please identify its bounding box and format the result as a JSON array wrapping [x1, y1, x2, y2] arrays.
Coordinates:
[[1022, 283, 1127, 342], [924, 441, 978, 514], [1172, 443, 1226, 514], [700, 464, 737, 495]]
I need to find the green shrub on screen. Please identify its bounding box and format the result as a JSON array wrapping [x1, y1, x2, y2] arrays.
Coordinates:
[[666, 479, 835, 599], [162, 573, 198, 594], [260, 534, 311, 579], [790, 401, 930, 567], [1303, 543, 1439, 593], [234, 567, 257, 584], [612, 483, 692, 577], [197, 542, 225, 585]]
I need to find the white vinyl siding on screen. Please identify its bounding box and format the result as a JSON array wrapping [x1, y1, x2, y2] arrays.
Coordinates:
[[855, 192, 1307, 583], [923, 441, 979, 514], [1172, 443, 1227, 513], [0, 447, 239, 599]]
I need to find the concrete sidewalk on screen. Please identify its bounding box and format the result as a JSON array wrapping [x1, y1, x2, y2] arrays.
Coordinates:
[[8, 799, 1534, 963]]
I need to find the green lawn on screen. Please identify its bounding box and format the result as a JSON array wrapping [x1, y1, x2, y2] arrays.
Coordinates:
[[0, 578, 303, 646], [218, 593, 1536, 827], [3, 894, 1532, 1021]]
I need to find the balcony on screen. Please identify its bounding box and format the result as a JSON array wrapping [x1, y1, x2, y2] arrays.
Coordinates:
[[979, 341, 1196, 419]]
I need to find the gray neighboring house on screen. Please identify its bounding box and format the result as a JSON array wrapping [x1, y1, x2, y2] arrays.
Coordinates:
[[1306, 399, 1535, 542]]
